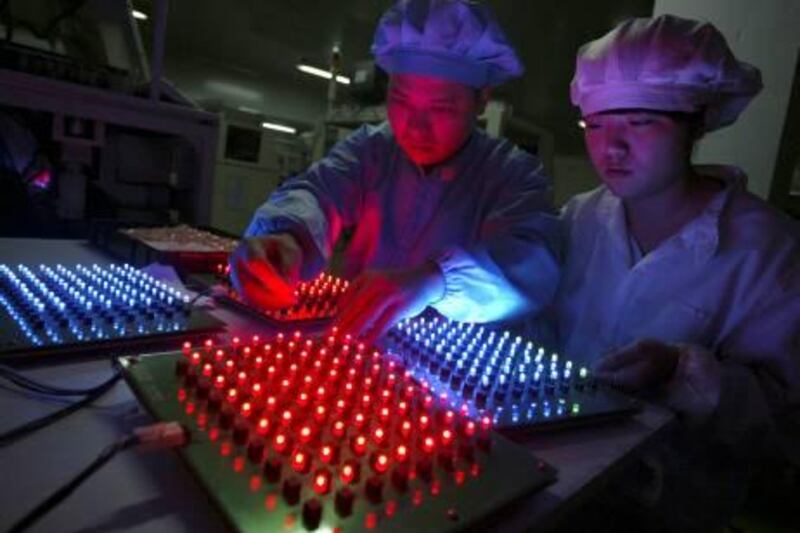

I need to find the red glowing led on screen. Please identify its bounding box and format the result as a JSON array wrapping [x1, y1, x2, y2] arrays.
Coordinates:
[[400, 420, 412, 437], [214, 375, 225, 388], [204, 339, 213, 349], [281, 409, 293, 426], [257, 418, 270, 435], [395, 445, 409, 462], [313, 405, 327, 422], [378, 407, 391, 422], [251, 383, 263, 396], [182, 341, 192, 353], [464, 421, 477, 436], [481, 416, 492, 431], [340, 461, 359, 484], [319, 444, 334, 464], [372, 452, 390, 473], [372, 427, 386, 445], [273, 433, 289, 453], [202, 363, 213, 377], [419, 415, 430, 429], [422, 435, 436, 454], [240, 402, 252, 416], [332, 420, 346, 438], [227, 388, 238, 402], [214, 349, 225, 362], [441, 429, 454, 446], [299, 426, 313, 443], [291, 450, 309, 473], [351, 435, 368, 456], [313, 469, 331, 495], [191, 352, 201, 365]]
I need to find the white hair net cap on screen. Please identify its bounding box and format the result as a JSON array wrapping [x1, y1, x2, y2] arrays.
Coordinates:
[[570, 14, 762, 132], [371, 0, 524, 88]]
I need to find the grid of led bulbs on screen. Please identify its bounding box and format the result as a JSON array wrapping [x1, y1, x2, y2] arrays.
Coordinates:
[[0, 263, 190, 346], [175, 330, 494, 529]]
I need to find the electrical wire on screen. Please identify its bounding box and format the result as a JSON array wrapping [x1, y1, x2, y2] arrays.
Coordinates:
[[8, 422, 189, 533]]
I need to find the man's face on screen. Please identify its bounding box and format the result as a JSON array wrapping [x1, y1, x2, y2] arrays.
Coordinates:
[[387, 73, 482, 167], [583, 110, 693, 201]]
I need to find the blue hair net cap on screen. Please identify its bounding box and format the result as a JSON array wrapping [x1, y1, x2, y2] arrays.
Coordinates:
[[371, 0, 524, 88]]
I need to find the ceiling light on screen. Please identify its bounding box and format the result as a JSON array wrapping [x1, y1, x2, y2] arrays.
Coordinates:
[[261, 121, 296, 135], [297, 64, 351, 85]]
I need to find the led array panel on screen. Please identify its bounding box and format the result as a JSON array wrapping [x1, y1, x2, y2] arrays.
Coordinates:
[[122, 332, 554, 532], [384, 312, 640, 432], [223, 273, 349, 323], [0, 263, 223, 361]]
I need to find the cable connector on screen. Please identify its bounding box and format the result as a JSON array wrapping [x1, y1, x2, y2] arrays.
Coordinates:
[[133, 422, 189, 451]]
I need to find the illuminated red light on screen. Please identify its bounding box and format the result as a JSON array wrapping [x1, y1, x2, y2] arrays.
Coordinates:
[[240, 402, 252, 417], [225, 359, 235, 373], [237, 371, 247, 385], [257, 418, 270, 435], [419, 415, 430, 429], [232, 337, 241, 346], [191, 352, 202, 365], [353, 412, 366, 428], [273, 433, 289, 453], [182, 341, 192, 354], [372, 427, 386, 445], [214, 349, 225, 362], [320, 444, 334, 464], [297, 392, 310, 407], [291, 450, 310, 473], [378, 407, 391, 422], [242, 346, 251, 358], [481, 416, 492, 431], [400, 420, 412, 437], [299, 426, 313, 443], [351, 435, 368, 456], [444, 410, 456, 426], [202, 363, 213, 377], [313, 405, 327, 423], [313, 469, 331, 495], [340, 461, 359, 484], [251, 383, 263, 396], [422, 435, 436, 454], [441, 429, 454, 446], [265, 396, 277, 412], [372, 453, 390, 473], [332, 420, 346, 438], [204, 339, 213, 349], [214, 375, 225, 389], [227, 388, 238, 402], [464, 421, 477, 436], [281, 409, 293, 426], [395, 445, 409, 462]]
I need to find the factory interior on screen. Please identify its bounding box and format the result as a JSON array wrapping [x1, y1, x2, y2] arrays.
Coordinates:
[[0, 1, 798, 532]]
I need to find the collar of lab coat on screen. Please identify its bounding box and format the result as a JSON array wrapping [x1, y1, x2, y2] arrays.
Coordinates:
[[598, 164, 747, 267]]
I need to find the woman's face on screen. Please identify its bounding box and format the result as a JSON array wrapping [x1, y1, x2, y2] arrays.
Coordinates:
[[583, 110, 695, 201]]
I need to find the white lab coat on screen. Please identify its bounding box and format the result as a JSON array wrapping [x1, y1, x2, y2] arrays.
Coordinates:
[[555, 165, 800, 528]]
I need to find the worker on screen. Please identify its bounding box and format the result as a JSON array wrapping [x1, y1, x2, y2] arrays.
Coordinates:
[[230, 0, 561, 342], [557, 14, 800, 529]]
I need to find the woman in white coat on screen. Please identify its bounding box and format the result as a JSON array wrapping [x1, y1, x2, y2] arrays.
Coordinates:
[[557, 14, 800, 530]]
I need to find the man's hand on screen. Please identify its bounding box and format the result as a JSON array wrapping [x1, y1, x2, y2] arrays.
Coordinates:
[[228, 233, 303, 310], [593, 339, 681, 393], [334, 262, 446, 345]]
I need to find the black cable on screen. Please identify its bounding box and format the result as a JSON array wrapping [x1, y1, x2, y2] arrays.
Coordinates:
[[0, 362, 122, 448], [8, 435, 137, 533], [0, 364, 120, 396]]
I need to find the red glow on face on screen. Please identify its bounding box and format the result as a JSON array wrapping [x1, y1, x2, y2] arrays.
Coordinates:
[[387, 73, 479, 167], [313, 469, 332, 495]]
